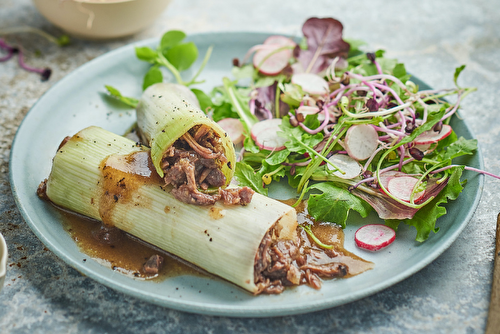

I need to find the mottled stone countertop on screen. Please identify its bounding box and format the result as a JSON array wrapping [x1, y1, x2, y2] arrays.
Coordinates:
[[1, 0, 500, 333]]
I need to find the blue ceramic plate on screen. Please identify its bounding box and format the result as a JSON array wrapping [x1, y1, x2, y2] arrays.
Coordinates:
[[9, 32, 484, 317]]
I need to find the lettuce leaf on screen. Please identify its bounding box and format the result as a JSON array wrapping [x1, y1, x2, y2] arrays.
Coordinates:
[[234, 162, 268, 195], [307, 182, 372, 228]]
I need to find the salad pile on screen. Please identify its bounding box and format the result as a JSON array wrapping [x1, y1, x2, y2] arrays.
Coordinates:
[[106, 17, 496, 243]]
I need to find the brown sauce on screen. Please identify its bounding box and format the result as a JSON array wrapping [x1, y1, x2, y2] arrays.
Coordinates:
[[99, 150, 162, 227], [60, 209, 207, 281], [281, 199, 373, 278], [59, 196, 371, 285]]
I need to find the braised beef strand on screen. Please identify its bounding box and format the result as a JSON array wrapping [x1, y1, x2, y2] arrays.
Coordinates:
[[254, 225, 349, 294], [161, 125, 253, 205]]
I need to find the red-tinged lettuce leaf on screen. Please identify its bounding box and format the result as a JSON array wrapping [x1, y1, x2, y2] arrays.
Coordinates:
[[385, 167, 465, 242], [307, 182, 372, 228], [255, 82, 289, 119], [234, 162, 268, 196], [351, 176, 449, 220], [297, 17, 350, 74]]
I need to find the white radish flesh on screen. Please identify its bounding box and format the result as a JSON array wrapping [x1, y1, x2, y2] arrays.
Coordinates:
[[253, 36, 295, 75], [217, 118, 244, 145], [327, 154, 362, 179], [263, 35, 296, 46], [387, 176, 425, 203], [355, 224, 396, 251], [377, 170, 407, 196], [414, 124, 452, 145], [296, 105, 325, 122], [291, 73, 329, 96], [344, 124, 379, 161], [251, 119, 287, 151]]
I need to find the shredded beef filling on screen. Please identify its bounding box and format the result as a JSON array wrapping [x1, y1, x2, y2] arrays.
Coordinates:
[[143, 254, 164, 275], [254, 226, 348, 295], [161, 125, 253, 205]]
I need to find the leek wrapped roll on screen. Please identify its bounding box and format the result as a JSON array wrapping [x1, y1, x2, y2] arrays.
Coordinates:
[[136, 83, 236, 194], [40, 126, 298, 294]]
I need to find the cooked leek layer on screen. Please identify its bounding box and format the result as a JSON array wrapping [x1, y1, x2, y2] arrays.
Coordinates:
[[45, 126, 297, 293], [136, 83, 236, 186]]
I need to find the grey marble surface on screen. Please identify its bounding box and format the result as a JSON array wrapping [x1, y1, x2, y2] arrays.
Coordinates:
[[1, 0, 500, 332]]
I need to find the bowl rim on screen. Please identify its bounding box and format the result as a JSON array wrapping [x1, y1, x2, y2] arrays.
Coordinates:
[[36, 0, 158, 5], [0, 233, 7, 278]]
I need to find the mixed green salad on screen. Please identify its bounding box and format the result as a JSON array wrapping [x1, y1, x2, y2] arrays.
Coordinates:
[[106, 17, 497, 242]]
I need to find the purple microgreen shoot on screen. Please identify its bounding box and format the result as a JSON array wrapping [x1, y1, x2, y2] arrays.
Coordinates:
[[1, 37, 54, 81], [431, 165, 500, 180]]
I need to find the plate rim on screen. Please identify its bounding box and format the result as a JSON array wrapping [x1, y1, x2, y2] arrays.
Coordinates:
[[9, 31, 485, 317]]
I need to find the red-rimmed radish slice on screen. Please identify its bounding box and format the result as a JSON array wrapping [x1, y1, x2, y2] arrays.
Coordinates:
[[253, 47, 291, 75], [251, 119, 287, 151], [387, 176, 425, 202], [217, 118, 244, 145], [344, 124, 379, 161], [326, 154, 362, 179], [263, 35, 296, 46], [355, 224, 396, 251], [377, 171, 407, 190], [291, 73, 329, 95], [414, 124, 452, 145], [253, 36, 296, 75], [296, 105, 325, 121]]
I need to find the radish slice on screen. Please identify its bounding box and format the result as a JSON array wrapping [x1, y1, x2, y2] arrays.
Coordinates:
[[355, 224, 396, 251], [296, 105, 325, 121], [414, 124, 452, 145], [253, 47, 292, 75], [251, 119, 287, 151], [387, 176, 425, 202], [263, 35, 296, 47], [377, 171, 407, 189], [344, 124, 379, 161], [376, 171, 407, 196], [327, 154, 362, 179], [217, 118, 244, 145], [291, 73, 329, 95], [253, 36, 295, 75]]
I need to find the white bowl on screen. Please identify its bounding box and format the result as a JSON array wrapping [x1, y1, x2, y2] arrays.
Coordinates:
[[0, 233, 6, 292], [33, 0, 172, 40]]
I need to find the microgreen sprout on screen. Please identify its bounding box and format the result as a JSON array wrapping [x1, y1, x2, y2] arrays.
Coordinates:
[[300, 224, 333, 250], [262, 165, 286, 185], [0, 27, 68, 81]]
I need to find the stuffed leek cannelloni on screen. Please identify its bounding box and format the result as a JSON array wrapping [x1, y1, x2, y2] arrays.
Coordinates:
[[136, 83, 244, 205], [39, 126, 304, 294]]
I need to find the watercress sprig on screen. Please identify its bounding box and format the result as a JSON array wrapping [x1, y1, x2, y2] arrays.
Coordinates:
[[105, 29, 213, 107]]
